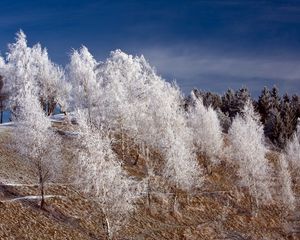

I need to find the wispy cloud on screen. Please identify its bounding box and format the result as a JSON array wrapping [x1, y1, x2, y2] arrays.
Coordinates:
[[142, 46, 300, 95]]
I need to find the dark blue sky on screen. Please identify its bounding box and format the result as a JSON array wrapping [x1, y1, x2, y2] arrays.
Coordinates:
[[0, 0, 300, 96]]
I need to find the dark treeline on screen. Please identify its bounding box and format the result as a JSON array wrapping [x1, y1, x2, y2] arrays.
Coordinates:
[[185, 86, 300, 149], [0, 76, 9, 124]]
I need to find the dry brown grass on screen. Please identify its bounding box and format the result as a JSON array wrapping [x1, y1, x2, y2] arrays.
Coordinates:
[[0, 123, 299, 239]]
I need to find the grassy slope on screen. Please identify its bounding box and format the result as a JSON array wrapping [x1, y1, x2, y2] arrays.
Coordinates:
[[0, 124, 299, 240]]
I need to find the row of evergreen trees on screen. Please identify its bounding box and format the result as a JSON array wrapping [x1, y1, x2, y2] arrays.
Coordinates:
[[186, 86, 300, 149]]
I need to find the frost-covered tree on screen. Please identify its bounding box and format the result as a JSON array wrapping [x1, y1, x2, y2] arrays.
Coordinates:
[[67, 46, 98, 120], [216, 108, 231, 133], [187, 92, 223, 164], [191, 89, 222, 110], [0, 56, 4, 69], [95, 50, 203, 192], [278, 154, 295, 210], [10, 81, 61, 209], [75, 110, 143, 239], [5, 30, 33, 114], [228, 101, 273, 205], [286, 119, 300, 169], [6, 30, 70, 115], [221, 88, 250, 119], [31, 43, 71, 115], [235, 87, 251, 113]]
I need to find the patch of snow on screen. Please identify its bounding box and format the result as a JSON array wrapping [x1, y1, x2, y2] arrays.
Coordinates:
[[0, 180, 75, 187], [2, 195, 66, 202], [0, 122, 15, 127], [0, 183, 37, 187], [50, 113, 66, 121], [50, 119, 64, 123], [50, 112, 77, 124]]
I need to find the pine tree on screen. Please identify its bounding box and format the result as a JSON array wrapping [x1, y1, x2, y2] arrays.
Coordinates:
[[235, 87, 251, 113], [257, 86, 272, 124], [264, 108, 285, 148], [193, 89, 222, 109], [291, 95, 300, 120], [281, 100, 296, 143], [221, 88, 236, 118], [271, 86, 281, 110]]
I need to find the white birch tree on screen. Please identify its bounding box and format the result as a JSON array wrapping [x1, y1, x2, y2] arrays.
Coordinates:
[[278, 154, 295, 210], [6, 30, 70, 115], [67, 46, 98, 120], [31, 43, 71, 115], [75, 109, 143, 239], [10, 81, 61, 209], [5, 30, 33, 115], [95, 50, 203, 192], [286, 119, 300, 169], [187, 92, 223, 164], [228, 100, 273, 206]]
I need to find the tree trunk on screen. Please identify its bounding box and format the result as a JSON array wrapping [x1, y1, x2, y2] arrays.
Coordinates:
[[48, 100, 57, 116], [133, 153, 139, 165], [103, 216, 112, 240], [0, 99, 3, 124], [147, 177, 151, 209], [121, 126, 125, 162], [40, 182, 45, 209], [39, 168, 45, 209]]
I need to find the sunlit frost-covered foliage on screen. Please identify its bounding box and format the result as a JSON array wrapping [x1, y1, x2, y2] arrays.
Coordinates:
[[10, 81, 61, 208], [95, 50, 203, 191], [187, 92, 223, 164], [31, 43, 71, 114], [285, 119, 300, 169], [5, 30, 33, 112], [67, 46, 98, 116], [228, 101, 273, 205], [75, 110, 144, 237], [5, 30, 70, 114], [278, 154, 295, 210]]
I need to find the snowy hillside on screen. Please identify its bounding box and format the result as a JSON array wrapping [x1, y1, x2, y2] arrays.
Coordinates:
[[0, 31, 299, 239]]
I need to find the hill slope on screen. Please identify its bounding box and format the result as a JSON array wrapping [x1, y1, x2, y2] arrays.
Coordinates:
[[0, 124, 299, 240]]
